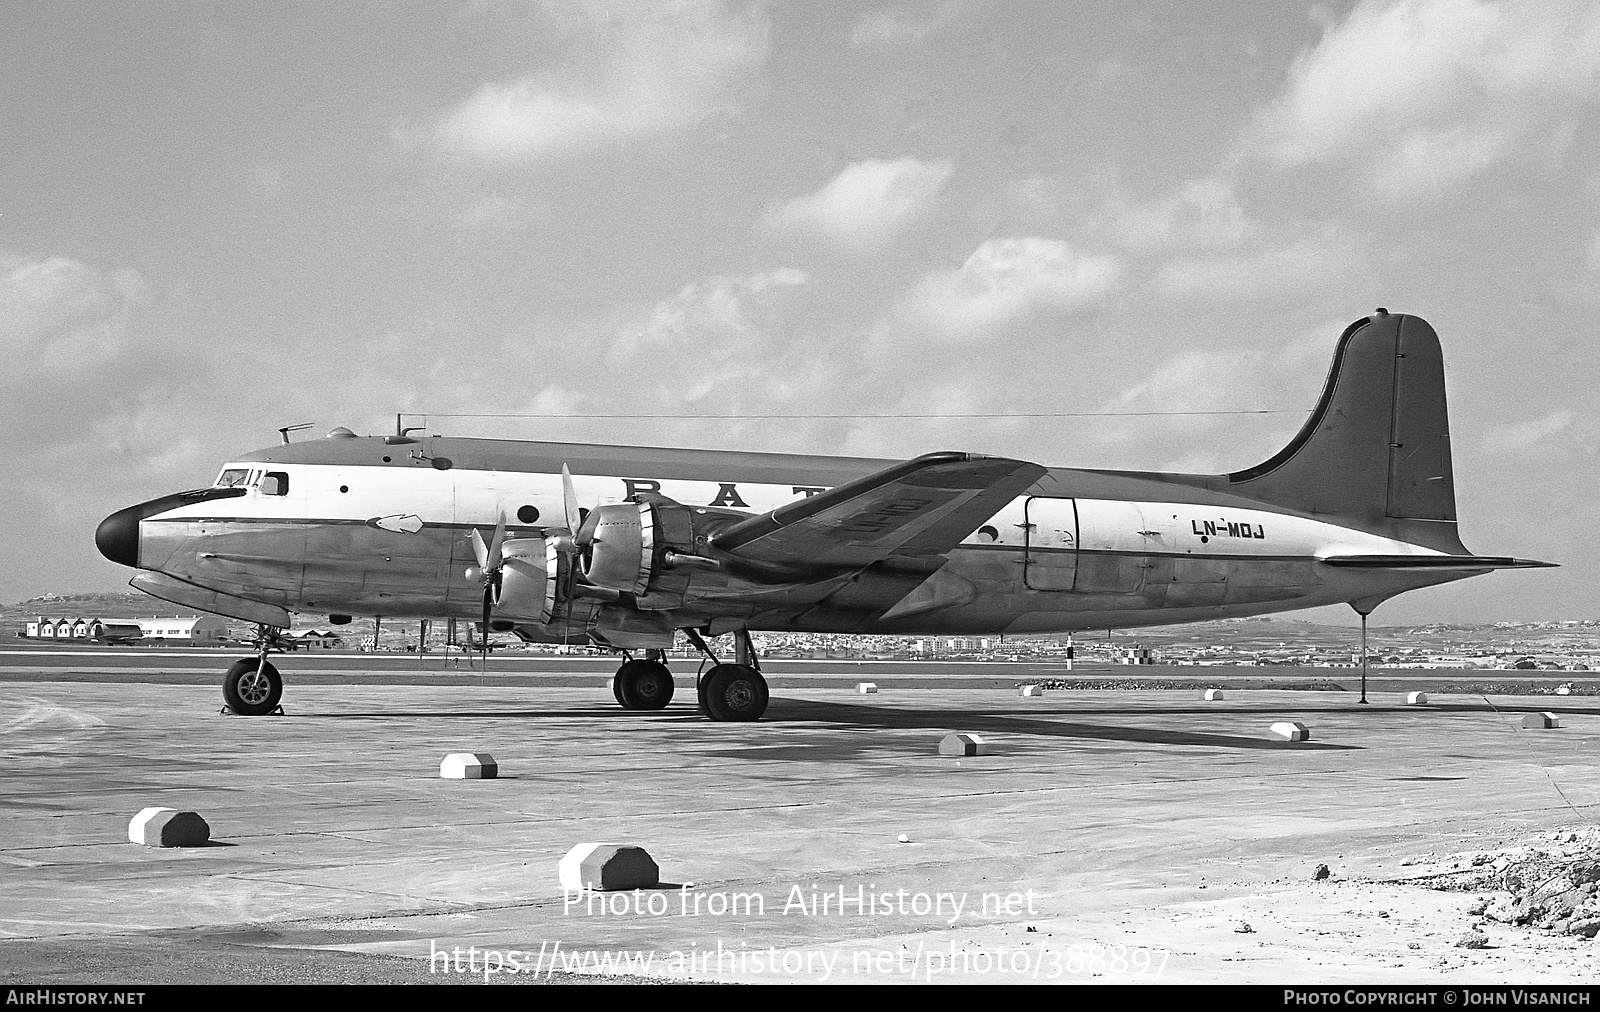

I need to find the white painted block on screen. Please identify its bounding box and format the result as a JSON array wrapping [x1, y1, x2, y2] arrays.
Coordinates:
[[1268, 721, 1311, 742], [939, 732, 989, 757], [129, 807, 210, 847], [1203, 688, 1225, 701], [559, 842, 660, 892], [1405, 691, 1429, 705], [1019, 684, 1042, 697], [440, 752, 498, 779], [1521, 712, 1561, 729], [857, 683, 878, 694]]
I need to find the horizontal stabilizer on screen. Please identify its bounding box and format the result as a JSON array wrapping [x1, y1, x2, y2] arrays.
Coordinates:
[[1319, 555, 1555, 570]]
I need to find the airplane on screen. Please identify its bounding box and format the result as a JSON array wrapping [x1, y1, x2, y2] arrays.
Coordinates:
[[94, 310, 1551, 721]]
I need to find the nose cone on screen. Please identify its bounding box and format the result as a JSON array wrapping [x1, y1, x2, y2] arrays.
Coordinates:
[[95, 505, 142, 568]]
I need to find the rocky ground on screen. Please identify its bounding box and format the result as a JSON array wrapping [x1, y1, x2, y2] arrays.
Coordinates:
[[1390, 827, 1600, 947]]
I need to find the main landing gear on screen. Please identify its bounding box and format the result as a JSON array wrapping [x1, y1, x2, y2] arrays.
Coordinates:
[[613, 650, 675, 710], [222, 624, 288, 716], [607, 630, 770, 722], [688, 629, 769, 723]]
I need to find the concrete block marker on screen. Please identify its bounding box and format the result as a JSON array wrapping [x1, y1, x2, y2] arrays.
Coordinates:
[[559, 843, 660, 892], [1522, 712, 1561, 729], [440, 753, 498, 779], [939, 732, 989, 757], [1268, 721, 1311, 743], [857, 683, 878, 694], [128, 807, 209, 848], [1019, 684, 1042, 697], [1203, 688, 1225, 701], [1405, 691, 1430, 705]]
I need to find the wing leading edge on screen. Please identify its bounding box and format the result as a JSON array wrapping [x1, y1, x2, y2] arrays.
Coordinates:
[[709, 451, 1046, 571]]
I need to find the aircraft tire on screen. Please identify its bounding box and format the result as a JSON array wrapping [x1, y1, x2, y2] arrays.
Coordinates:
[[222, 658, 282, 716], [698, 664, 768, 722], [615, 659, 674, 710]]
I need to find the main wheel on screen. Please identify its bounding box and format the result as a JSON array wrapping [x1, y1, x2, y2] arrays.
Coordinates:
[[223, 658, 282, 716], [698, 664, 769, 722], [615, 659, 674, 710]]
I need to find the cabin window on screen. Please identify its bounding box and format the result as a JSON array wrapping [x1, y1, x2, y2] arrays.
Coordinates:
[[262, 472, 289, 496], [215, 468, 250, 488]]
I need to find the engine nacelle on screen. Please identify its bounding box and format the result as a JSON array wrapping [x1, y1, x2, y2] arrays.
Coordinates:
[[492, 537, 561, 623], [582, 502, 655, 594]]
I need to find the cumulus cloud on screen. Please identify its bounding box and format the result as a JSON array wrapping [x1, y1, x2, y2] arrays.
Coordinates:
[[1149, 229, 1365, 300], [761, 157, 953, 254], [634, 268, 807, 348], [1098, 177, 1260, 254], [890, 237, 1121, 342], [0, 256, 148, 375], [849, 2, 965, 47], [1242, 0, 1600, 199], [1481, 409, 1576, 454], [428, 2, 768, 163]]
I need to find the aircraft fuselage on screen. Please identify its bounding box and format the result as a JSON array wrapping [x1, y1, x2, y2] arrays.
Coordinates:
[[100, 435, 1471, 640]]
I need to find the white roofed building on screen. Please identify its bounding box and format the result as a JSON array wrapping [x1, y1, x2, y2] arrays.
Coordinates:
[[136, 616, 229, 642]]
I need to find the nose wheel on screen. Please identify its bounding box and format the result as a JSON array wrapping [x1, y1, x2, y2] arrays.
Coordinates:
[[223, 657, 283, 715], [222, 624, 288, 716]]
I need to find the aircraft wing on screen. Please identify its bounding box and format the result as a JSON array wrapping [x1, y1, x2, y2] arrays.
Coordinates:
[[709, 451, 1046, 570]]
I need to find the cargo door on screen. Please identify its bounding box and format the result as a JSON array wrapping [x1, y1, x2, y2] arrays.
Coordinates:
[[1023, 497, 1078, 590]]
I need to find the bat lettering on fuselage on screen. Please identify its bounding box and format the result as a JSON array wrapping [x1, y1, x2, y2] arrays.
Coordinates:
[[1191, 519, 1266, 539], [841, 496, 934, 534], [618, 479, 828, 507], [709, 483, 749, 508]]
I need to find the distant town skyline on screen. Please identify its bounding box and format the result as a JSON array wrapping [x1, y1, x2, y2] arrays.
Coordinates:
[[3, 2, 1597, 624]]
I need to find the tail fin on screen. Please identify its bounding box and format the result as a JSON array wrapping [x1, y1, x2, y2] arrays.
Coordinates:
[[1228, 311, 1464, 549]]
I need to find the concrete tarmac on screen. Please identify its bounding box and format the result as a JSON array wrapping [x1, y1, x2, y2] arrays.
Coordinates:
[[2, 653, 1598, 984]]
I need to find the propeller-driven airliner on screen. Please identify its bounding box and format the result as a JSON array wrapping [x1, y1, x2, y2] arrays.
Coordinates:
[[95, 311, 1551, 721]]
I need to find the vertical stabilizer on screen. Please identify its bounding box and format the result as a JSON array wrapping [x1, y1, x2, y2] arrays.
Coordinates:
[[1227, 313, 1460, 542]]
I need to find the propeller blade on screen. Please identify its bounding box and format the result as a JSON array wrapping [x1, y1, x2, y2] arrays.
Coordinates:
[[486, 516, 507, 572], [561, 464, 581, 535], [480, 583, 492, 668], [469, 528, 489, 570]]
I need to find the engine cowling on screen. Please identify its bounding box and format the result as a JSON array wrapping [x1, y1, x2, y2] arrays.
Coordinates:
[[491, 537, 561, 623], [581, 502, 655, 594]]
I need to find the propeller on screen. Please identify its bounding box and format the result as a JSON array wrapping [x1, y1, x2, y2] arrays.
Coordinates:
[[465, 515, 507, 668], [562, 463, 582, 537], [550, 462, 596, 567]]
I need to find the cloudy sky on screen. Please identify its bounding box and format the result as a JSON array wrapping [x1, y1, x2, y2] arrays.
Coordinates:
[[3, 0, 1596, 625]]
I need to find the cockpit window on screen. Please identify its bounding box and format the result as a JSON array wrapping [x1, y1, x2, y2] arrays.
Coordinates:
[[215, 468, 251, 488]]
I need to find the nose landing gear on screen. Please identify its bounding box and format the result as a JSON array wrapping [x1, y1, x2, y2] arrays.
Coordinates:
[[221, 625, 288, 716]]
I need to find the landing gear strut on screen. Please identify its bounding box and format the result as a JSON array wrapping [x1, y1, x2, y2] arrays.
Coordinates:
[[613, 650, 674, 710], [222, 624, 287, 716], [686, 628, 769, 722]]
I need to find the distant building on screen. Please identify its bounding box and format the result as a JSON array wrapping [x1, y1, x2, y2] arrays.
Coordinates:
[[88, 620, 143, 641], [137, 616, 229, 642], [283, 629, 342, 650], [24, 614, 229, 644]]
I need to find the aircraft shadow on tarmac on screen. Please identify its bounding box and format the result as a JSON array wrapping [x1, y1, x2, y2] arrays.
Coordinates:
[[762, 697, 1359, 751], [298, 700, 1352, 750]]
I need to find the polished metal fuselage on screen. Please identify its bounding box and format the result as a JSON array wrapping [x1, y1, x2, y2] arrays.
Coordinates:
[[124, 435, 1469, 636]]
